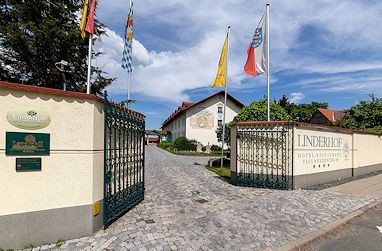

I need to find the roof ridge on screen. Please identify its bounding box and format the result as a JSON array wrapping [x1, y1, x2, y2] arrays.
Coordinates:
[[161, 91, 244, 127]]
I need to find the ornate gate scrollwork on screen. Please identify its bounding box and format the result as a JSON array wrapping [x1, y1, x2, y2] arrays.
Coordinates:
[[236, 126, 293, 190], [103, 91, 145, 227]]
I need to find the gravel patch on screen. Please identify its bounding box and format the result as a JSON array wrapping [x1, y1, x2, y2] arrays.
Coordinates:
[[303, 170, 382, 190]]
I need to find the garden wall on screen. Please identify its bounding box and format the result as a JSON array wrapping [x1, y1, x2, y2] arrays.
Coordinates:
[[0, 82, 104, 249], [230, 121, 382, 189]]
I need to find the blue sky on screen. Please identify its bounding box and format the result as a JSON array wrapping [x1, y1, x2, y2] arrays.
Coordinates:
[[93, 0, 382, 129]]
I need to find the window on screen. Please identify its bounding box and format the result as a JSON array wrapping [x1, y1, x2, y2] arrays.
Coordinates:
[[218, 120, 222, 126], [217, 133, 222, 142], [218, 107, 223, 113]]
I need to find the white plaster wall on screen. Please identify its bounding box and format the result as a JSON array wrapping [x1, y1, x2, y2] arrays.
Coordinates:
[[162, 114, 186, 142], [0, 89, 103, 216], [185, 95, 241, 147], [230, 124, 382, 180], [92, 102, 104, 203], [354, 133, 382, 168], [293, 127, 353, 175]]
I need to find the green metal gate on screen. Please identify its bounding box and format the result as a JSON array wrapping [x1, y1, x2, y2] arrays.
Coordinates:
[[103, 91, 145, 227], [235, 126, 293, 190]]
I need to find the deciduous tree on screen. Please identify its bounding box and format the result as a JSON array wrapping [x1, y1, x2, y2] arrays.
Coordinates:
[[336, 94, 382, 134], [276, 96, 328, 122], [218, 99, 290, 147]]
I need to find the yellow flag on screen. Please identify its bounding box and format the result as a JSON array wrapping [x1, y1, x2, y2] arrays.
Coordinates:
[[80, 0, 89, 40], [212, 34, 228, 88]]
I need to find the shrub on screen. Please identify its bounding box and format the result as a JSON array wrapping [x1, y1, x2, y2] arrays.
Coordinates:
[[173, 136, 197, 151], [210, 145, 222, 152], [157, 141, 173, 150]]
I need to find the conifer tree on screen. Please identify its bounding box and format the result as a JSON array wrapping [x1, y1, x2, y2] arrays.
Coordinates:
[[0, 0, 113, 93]]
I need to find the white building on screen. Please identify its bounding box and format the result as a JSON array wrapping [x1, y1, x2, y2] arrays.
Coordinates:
[[161, 91, 244, 146]]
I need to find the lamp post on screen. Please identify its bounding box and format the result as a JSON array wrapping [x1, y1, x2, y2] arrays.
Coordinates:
[[55, 60, 69, 91]]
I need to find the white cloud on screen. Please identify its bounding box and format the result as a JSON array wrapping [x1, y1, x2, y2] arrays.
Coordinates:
[[93, 0, 382, 102], [290, 92, 304, 103], [94, 28, 248, 102]]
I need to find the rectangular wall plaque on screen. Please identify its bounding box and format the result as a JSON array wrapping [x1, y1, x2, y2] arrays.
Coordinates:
[[16, 158, 42, 171], [92, 201, 100, 216], [6, 132, 50, 156]]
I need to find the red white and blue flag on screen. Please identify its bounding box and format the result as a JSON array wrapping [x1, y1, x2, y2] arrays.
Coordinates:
[[244, 12, 267, 77]]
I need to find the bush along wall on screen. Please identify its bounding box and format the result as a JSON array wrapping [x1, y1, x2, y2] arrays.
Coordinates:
[[173, 137, 197, 151]]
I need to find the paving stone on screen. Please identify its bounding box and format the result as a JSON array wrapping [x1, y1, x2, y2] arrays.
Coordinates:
[[31, 146, 374, 250], [39, 245, 50, 250]]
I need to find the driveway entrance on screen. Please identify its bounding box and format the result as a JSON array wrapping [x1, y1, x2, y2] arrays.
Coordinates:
[[47, 146, 373, 250]]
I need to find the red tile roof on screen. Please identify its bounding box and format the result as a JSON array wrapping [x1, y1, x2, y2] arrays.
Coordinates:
[[146, 137, 159, 142], [317, 108, 344, 122], [161, 90, 244, 128], [145, 130, 170, 135]]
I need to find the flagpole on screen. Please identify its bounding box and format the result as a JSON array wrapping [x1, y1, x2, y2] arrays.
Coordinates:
[[266, 4, 270, 121], [128, 73, 132, 108], [221, 26, 230, 168], [127, 0, 132, 108], [86, 33, 93, 94]]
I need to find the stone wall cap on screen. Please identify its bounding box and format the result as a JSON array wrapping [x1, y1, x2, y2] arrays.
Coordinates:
[[234, 121, 380, 136], [0, 81, 145, 119], [0, 81, 101, 101]]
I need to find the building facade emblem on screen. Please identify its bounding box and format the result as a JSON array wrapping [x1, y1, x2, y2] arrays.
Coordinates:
[[342, 140, 350, 160], [190, 110, 214, 129]]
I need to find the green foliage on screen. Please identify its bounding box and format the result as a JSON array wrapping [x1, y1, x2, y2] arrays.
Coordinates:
[[288, 102, 328, 122], [336, 95, 382, 132], [0, 0, 113, 92], [157, 141, 172, 150], [217, 100, 290, 147], [233, 99, 291, 123], [277, 94, 290, 108], [215, 123, 231, 146], [276, 96, 329, 122], [56, 239, 65, 247], [206, 166, 231, 180], [367, 125, 382, 134], [210, 145, 222, 152], [173, 136, 197, 151]]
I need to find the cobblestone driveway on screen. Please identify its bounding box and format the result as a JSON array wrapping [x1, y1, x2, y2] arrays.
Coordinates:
[[39, 146, 373, 251]]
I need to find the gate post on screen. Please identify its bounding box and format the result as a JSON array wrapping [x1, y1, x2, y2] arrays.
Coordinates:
[[230, 124, 238, 185], [102, 90, 108, 227]]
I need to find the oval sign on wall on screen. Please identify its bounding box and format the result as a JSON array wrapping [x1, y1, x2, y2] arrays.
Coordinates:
[[6, 107, 51, 130]]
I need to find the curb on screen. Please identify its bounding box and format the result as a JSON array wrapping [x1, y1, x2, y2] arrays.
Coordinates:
[[275, 201, 380, 251]]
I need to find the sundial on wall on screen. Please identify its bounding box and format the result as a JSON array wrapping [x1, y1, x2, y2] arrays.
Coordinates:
[[190, 110, 214, 129], [197, 116, 208, 128]]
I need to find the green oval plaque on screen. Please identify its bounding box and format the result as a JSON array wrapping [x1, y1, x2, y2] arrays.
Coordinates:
[[7, 107, 51, 130]]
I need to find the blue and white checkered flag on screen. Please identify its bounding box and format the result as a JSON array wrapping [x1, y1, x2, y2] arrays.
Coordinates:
[[121, 3, 133, 73]]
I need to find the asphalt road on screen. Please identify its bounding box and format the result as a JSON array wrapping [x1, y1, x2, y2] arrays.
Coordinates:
[[298, 203, 382, 251]]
